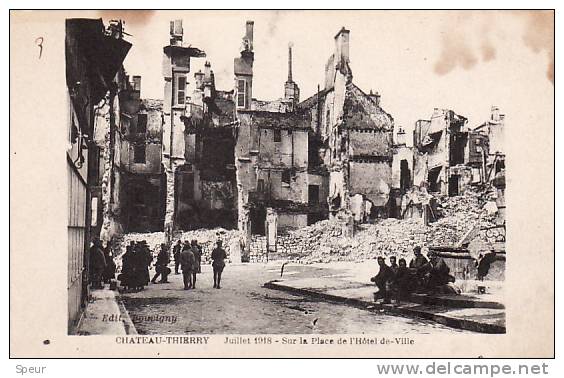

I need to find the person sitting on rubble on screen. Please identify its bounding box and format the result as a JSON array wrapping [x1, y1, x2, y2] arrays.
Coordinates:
[[391, 258, 416, 302], [151, 243, 171, 284], [408, 246, 429, 291], [409, 246, 428, 270], [476, 250, 497, 281], [370, 257, 394, 304], [422, 251, 456, 294], [389, 256, 399, 275]]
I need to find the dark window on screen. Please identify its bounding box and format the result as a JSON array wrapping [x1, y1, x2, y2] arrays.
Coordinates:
[[237, 79, 246, 108], [137, 113, 147, 133], [274, 129, 282, 143], [174, 75, 186, 106], [134, 144, 146, 163], [257, 179, 265, 192], [282, 169, 291, 184], [308, 185, 320, 205]]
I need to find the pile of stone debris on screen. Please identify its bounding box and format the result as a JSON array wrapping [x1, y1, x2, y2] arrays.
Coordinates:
[[281, 188, 498, 264]]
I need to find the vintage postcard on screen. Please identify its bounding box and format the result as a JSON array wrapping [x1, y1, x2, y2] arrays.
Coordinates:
[[9, 9, 554, 358]]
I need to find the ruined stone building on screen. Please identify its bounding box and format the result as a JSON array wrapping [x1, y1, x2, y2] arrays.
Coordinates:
[[155, 19, 242, 242], [473, 106, 505, 183], [232, 23, 395, 256], [296, 28, 395, 224], [114, 78, 166, 232], [65, 18, 131, 332], [413, 108, 469, 196], [177, 61, 238, 231]]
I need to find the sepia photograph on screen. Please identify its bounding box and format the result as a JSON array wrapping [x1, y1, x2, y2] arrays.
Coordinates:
[[9, 8, 554, 358]]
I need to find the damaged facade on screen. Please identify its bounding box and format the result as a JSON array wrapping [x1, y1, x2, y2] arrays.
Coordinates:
[[92, 18, 506, 271], [66, 18, 131, 332], [233, 24, 395, 258], [116, 80, 166, 233], [159, 20, 238, 244]]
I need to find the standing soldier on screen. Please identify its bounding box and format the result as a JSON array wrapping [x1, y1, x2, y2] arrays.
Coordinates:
[[190, 240, 202, 289], [211, 240, 227, 289], [179, 244, 195, 290], [173, 240, 182, 275]]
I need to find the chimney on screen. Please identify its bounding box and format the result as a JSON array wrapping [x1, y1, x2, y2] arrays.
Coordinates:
[[334, 27, 350, 66], [287, 42, 293, 82], [235, 21, 255, 110], [132, 75, 141, 92], [245, 20, 254, 51], [169, 19, 183, 46], [204, 61, 211, 81]]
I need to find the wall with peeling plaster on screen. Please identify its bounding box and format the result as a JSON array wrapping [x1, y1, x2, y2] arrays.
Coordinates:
[[349, 161, 392, 207]]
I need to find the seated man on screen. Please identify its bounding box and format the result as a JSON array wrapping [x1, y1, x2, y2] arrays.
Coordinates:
[[391, 258, 416, 301], [409, 246, 429, 292], [423, 251, 456, 293], [370, 257, 394, 304], [389, 256, 399, 275]]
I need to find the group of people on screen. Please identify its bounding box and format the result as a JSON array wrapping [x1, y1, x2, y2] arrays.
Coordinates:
[[89, 236, 229, 292], [89, 237, 116, 289], [371, 246, 456, 304], [118, 240, 154, 291], [113, 238, 228, 292], [172, 239, 227, 290]]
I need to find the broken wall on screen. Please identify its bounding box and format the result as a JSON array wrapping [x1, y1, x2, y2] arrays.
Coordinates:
[[349, 129, 391, 156], [349, 161, 392, 208], [392, 146, 414, 189]]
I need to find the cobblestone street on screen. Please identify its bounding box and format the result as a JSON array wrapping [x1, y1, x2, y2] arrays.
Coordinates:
[[121, 262, 467, 335]]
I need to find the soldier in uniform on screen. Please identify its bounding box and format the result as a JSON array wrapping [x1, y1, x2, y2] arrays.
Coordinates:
[[211, 240, 227, 289]]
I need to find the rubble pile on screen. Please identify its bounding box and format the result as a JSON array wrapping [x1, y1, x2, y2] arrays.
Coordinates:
[[273, 189, 498, 264]]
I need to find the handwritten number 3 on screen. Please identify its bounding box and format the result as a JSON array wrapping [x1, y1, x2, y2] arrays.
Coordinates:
[[35, 37, 43, 59]]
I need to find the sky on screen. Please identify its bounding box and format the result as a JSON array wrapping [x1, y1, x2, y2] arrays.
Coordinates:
[[96, 10, 554, 142]]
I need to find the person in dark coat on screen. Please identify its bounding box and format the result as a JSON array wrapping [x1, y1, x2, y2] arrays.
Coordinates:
[[409, 246, 428, 271], [173, 240, 182, 275], [129, 244, 143, 290], [371, 256, 394, 303], [392, 258, 415, 302], [476, 250, 497, 280], [190, 240, 202, 288], [424, 251, 455, 292], [102, 241, 116, 284], [119, 242, 135, 290], [211, 240, 227, 289], [151, 243, 171, 284], [89, 238, 106, 289], [179, 244, 196, 290], [409, 246, 429, 291], [139, 241, 153, 289], [389, 256, 399, 275]]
